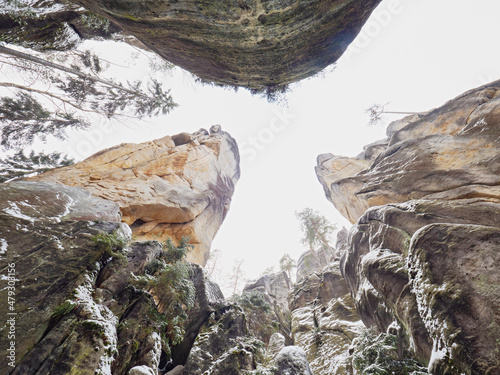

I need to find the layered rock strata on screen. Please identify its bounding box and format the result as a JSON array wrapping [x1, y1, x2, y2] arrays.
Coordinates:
[[316, 80, 500, 223], [316, 80, 500, 374], [0, 0, 121, 51], [30, 126, 240, 266], [73, 0, 382, 89]]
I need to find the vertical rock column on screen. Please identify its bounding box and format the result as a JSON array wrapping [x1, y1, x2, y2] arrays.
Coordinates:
[[30, 126, 240, 266]]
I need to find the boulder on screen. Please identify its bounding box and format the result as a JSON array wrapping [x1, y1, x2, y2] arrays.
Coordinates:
[[29, 127, 240, 266], [73, 0, 382, 89], [275, 346, 313, 375]]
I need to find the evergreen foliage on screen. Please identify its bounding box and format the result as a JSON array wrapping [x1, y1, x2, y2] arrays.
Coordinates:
[[135, 237, 195, 358], [235, 290, 279, 345], [351, 327, 428, 375], [237, 290, 272, 313], [295, 208, 336, 252], [0, 150, 73, 182], [0, 45, 177, 150], [249, 84, 290, 104], [92, 230, 128, 261]]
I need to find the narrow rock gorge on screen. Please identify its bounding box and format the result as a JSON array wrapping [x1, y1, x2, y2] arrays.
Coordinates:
[[2, 80, 500, 374], [316, 79, 500, 374], [2, 1, 500, 372]]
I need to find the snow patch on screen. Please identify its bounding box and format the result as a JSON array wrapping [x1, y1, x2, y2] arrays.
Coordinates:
[[3, 202, 35, 222], [74, 272, 118, 375], [1, 0, 72, 16], [0, 238, 7, 255]]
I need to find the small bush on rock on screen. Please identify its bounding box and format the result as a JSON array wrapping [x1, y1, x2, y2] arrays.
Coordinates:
[[351, 327, 428, 375], [135, 237, 195, 358]]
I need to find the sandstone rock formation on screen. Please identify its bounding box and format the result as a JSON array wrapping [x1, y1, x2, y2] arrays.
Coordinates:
[[170, 264, 224, 367], [316, 79, 500, 223], [289, 261, 363, 374], [295, 245, 335, 283], [243, 271, 291, 314], [72, 0, 381, 89], [0, 181, 139, 374], [316, 80, 500, 374], [0, 180, 237, 374], [183, 303, 264, 374], [30, 126, 240, 266]]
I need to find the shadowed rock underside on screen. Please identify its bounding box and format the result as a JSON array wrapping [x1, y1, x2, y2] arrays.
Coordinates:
[[73, 0, 382, 89]]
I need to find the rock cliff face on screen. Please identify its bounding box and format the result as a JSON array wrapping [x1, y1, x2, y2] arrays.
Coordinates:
[[0, 128, 240, 374], [316, 80, 500, 374], [289, 260, 363, 374], [0, 179, 238, 375], [316, 80, 500, 223], [30, 126, 240, 266], [72, 0, 381, 89], [0, 0, 121, 51]]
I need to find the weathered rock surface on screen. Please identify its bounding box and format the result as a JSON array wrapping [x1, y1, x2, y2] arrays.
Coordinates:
[[73, 0, 381, 89], [30, 126, 240, 266], [0, 180, 236, 375], [289, 261, 363, 375], [170, 264, 224, 367], [295, 245, 335, 283], [0, 0, 121, 51], [183, 304, 263, 374], [243, 271, 291, 314], [343, 200, 500, 373], [0, 181, 138, 374], [316, 80, 500, 374], [242, 271, 293, 345], [316, 79, 500, 223]]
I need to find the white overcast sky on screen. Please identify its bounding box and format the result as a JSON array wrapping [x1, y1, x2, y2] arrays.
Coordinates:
[[6, 0, 500, 292]]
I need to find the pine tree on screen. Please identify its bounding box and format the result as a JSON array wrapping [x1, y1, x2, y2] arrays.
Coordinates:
[[228, 259, 246, 296], [0, 45, 177, 150], [279, 253, 296, 281], [366, 103, 420, 126], [295, 208, 336, 253], [0, 150, 73, 182]]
